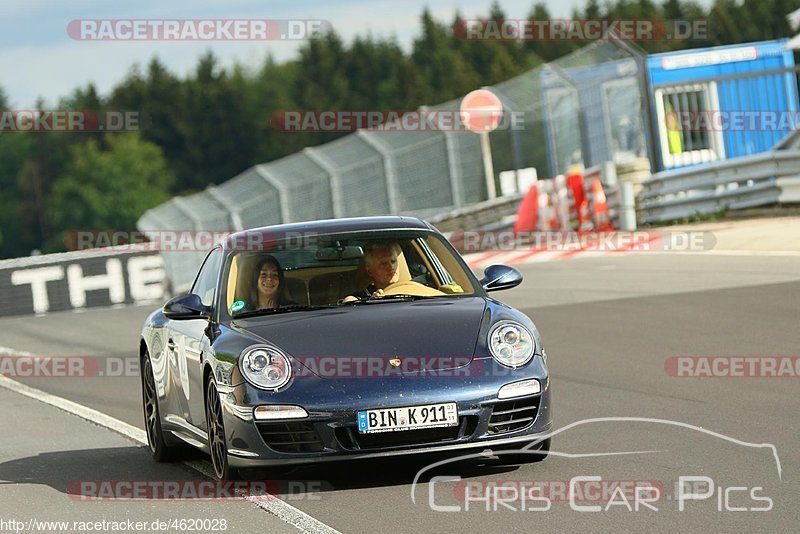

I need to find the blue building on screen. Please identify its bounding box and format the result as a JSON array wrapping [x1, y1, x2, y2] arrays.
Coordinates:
[[540, 39, 799, 175], [648, 39, 798, 170]]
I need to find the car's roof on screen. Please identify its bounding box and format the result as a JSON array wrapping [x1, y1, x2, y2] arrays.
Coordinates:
[[222, 216, 437, 251]]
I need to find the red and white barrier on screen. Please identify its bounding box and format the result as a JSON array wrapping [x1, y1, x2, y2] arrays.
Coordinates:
[[513, 165, 616, 234]]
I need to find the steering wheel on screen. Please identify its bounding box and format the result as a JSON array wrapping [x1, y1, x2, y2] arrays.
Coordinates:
[[380, 280, 445, 297]]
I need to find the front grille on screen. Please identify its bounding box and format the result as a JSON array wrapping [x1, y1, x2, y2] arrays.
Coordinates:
[[338, 416, 478, 450], [487, 397, 539, 434], [256, 422, 324, 453]]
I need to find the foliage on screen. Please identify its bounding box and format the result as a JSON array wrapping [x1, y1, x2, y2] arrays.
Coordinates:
[[44, 133, 174, 252], [1, 0, 799, 256]]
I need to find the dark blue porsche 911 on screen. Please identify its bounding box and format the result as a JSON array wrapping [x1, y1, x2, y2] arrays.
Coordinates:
[[139, 216, 552, 479]]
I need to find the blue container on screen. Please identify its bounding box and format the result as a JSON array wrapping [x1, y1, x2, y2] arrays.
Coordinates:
[[647, 39, 798, 170]]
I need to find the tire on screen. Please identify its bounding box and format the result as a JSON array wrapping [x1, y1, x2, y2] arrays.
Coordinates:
[[205, 376, 240, 480], [498, 437, 551, 465], [141, 351, 182, 462]]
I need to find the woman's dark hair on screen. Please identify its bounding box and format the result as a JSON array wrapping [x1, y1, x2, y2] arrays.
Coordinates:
[[249, 255, 289, 307]]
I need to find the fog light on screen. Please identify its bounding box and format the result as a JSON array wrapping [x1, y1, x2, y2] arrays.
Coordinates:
[[253, 405, 308, 420], [498, 379, 541, 399]]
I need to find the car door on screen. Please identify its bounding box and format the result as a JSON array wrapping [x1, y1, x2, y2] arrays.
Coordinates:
[[169, 247, 223, 429]]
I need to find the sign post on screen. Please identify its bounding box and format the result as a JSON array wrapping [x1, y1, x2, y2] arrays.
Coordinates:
[[460, 89, 504, 200]]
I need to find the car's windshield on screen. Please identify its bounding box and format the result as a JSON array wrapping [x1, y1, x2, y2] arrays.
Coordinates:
[[223, 230, 479, 317]]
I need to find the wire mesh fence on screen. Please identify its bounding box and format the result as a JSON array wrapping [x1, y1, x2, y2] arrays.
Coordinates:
[[138, 40, 648, 291]]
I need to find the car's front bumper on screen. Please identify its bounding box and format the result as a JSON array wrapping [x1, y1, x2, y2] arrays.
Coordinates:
[[217, 362, 553, 468]]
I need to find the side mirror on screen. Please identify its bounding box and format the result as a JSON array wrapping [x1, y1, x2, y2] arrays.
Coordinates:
[[480, 264, 523, 292], [163, 293, 210, 320]]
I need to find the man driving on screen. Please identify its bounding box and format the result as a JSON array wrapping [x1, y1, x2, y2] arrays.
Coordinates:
[[341, 242, 401, 302]]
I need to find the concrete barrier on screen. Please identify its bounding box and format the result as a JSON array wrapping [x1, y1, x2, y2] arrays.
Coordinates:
[[0, 249, 166, 317]]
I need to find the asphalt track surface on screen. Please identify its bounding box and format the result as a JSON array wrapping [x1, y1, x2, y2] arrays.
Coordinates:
[[1, 252, 798, 533]]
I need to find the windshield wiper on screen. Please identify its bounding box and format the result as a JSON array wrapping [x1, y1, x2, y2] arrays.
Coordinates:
[[341, 294, 440, 305], [233, 304, 337, 318]]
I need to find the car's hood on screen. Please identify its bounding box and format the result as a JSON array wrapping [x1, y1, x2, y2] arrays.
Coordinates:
[[232, 297, 487, 377]]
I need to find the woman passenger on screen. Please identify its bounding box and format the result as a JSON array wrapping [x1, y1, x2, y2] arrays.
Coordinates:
[[249, 255, 291, 309]]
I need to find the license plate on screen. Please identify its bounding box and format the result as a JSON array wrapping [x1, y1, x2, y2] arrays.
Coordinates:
[[357, 402, 458, 433]]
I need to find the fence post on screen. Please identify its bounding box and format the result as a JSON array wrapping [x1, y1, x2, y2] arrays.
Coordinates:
[[206, 185, 243, 231], [255, 164, 291, 223], [171, 197, 202, 230], [619, 181, 637, 231], [442, 131, 465, 207], [357, 131, 399, 213], [303, 147, 343, 218]]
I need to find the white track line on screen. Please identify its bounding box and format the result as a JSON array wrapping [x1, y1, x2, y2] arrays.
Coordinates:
[[0, 345, 341, 534], [0, 373, 148, 444], [668, 249, 800, 257], [464, 244, 800, 270]]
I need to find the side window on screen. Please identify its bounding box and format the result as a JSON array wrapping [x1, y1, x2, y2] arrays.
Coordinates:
[[402, 241, 434, 286], [544, 85, 582, 175], [191, 248, 223, 308], [655, 83, 725, 169], [602, 78, 646, 163]]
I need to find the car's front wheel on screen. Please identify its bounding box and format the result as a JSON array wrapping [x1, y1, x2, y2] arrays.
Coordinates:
[[205, 376, 239, 480], [141, 351, 183, 462]]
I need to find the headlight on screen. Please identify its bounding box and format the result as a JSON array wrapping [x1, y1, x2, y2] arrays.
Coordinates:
[[240, 346, 292, 390], [488, 321, 535, 368]]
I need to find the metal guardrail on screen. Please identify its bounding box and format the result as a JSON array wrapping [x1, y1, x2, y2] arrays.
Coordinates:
[[426, 193, 525, 233], [639, 150, 800, 223], [432, 160, 638, 238]]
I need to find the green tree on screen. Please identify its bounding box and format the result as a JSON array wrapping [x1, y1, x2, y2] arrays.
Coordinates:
[[294, 31, 350, 110], [252, 56, 305, 161], [412, 8, 479, 102], [524, 3, 581, 62], [44, 133, 174, 252], [12, 97, 76, 253], [0, 87, 34, 254], [109, 59, 189, 192], [452, 8, 529, 86], [584, 0, 602, 19], [7, 0, 800, 259], [292, 30, 352, 145], [181, 52, 256, 190], [711, 0, 743, 45]]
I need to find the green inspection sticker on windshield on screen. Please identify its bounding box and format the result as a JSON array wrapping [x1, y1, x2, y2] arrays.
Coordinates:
[[230, 301, 245, 313]]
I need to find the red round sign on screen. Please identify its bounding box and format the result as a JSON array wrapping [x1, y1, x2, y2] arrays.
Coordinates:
[[460, 89, 504, 133]]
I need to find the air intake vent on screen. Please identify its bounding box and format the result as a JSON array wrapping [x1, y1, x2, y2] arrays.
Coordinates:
[[487, 397, 539, 434], [256, 422, 324, 453]]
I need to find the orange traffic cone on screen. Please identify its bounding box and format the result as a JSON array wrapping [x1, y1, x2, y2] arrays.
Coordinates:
[[577, 198, 593, 232], [566, 171, 585, 228], [590, 178, 614, 232], [513, 183, 540, 233], [543, 191, 559, 231]]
